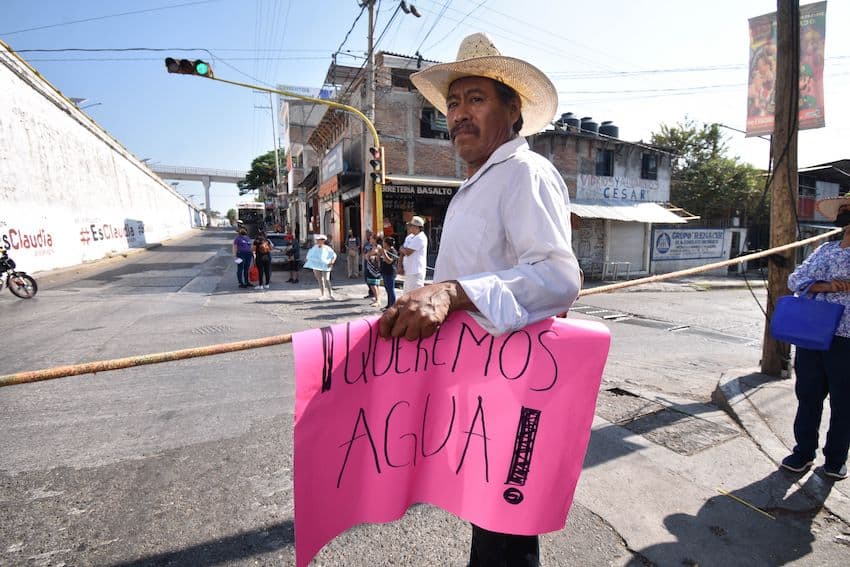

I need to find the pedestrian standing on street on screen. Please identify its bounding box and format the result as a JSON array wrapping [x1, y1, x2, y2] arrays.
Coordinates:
[[362, 228, 375, 299], [378, 32, 581, 566], [286, 232, 301, 284], [781, 192, 850, 481], [232, 227, 254, 289], [345, 229, 361, 279], [364, 235, 384, 308], [380, 236, 399, 310], [253, 230, 274, 290], [399, 215, 428, 293], [304, 234, 337, 300]]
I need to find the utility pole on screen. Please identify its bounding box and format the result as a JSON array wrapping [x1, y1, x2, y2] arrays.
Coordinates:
[[761, 0, 800, 377], [362, 0, 377, 240], [254, 90, 283, 228], [270, 91, 283, 228]]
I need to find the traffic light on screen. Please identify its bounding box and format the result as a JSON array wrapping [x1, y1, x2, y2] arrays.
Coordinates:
[[164, 58, 214, 78], [369, 146, 385, 185]]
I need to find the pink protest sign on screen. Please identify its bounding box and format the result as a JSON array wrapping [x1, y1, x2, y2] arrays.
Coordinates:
[[291, 311, 610, 567]]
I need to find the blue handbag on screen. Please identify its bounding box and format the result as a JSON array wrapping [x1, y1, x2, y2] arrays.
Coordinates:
[[770, 283, 845, 351]]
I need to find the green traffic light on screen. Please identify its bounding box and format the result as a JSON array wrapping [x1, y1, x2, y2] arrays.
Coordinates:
[[195, 62, 209, 76]]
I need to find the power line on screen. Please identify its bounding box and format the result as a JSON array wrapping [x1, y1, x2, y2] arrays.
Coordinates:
[[414, 0, 452, 54], [22, 56, 337, 63], [0, 0, 222, 37], [424, 0, 487, 52]]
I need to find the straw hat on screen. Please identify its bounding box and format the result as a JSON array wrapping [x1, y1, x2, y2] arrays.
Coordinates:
[[815, 192, 850, 220], [410, 32, 557, 137], [314, 234, 327, 241], [406, 215, 425, 227]]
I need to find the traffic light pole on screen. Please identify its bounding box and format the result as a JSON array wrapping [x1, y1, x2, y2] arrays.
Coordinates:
[[180, 73, 383, 233]]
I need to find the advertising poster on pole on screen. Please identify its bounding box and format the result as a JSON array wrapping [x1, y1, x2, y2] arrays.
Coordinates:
[[746, 1, 827, 137]]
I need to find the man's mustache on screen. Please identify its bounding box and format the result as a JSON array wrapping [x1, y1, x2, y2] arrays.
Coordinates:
[[450, 123, 478, 140]]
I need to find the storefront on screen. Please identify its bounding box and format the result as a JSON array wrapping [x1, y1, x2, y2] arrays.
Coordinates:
[[382, 175, 462, 266], [570, 200, 689, 278]]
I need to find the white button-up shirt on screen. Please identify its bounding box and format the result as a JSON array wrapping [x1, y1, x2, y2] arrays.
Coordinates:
[[433, 136, 581, 335]]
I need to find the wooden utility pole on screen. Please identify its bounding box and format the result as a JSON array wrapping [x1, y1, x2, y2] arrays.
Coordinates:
[[361, 0, 377, 237], [761, 0, 800, 377]]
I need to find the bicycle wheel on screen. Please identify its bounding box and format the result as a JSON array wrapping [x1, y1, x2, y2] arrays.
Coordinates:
[[8, 273, 37, 298]]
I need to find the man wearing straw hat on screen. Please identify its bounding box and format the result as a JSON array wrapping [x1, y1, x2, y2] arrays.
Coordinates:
[[379, 32, 581, 566], [781, 192, 850, 481]]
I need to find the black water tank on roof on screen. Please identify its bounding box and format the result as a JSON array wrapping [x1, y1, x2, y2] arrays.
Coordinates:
[[580, 116, 598, 134], [599, 120, 619, 138]]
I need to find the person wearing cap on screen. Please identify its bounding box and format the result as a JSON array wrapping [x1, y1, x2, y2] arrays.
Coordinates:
[[378, 32, 581, 566], [781, 193, 850, 481], [303, 234, 337, 300], [399, 215, 428, 293]]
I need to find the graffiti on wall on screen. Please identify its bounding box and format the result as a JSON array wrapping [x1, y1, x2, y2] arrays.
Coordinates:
[[577, 175, 662, 202], [0, 224, 55, 255], [77, 220, 145, 246]]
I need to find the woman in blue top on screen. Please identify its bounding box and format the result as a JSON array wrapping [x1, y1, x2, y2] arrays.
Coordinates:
[[781, 193, 850, 480], [232, 228, 254, 289], [304, 234, 337, 300]]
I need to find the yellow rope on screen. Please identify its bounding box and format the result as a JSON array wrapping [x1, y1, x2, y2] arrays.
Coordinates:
[[716, 488, 776, 520], [0, 227, 842, 388]]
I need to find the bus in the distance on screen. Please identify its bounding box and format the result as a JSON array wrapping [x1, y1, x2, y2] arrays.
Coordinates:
[[236, 202, 265, 238]]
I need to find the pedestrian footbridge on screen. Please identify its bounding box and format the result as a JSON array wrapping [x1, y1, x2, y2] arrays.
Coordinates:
[[149, 165, 247, 224]]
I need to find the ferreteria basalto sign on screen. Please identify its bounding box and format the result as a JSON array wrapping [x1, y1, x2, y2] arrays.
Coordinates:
[[291, 312, 611, 567], [381, 185, 456, 196]]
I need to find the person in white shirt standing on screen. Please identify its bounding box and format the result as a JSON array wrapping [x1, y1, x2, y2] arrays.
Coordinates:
[[378, 32, 580, 567], [399, 216, 428, 293]]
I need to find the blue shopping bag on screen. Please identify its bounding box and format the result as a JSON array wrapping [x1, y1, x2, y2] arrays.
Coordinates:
[[770, 284, 845, 351]]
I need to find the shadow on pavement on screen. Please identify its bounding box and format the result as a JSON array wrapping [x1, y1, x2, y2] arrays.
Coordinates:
[[110, 519, 294, 567], [626, 470, 831, 566]]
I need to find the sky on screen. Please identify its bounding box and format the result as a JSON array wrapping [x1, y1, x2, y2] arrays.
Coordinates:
[[3, 0, 849, 215]]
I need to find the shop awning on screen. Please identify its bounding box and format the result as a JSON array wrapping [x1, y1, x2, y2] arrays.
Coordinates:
[[570, 200, 688, 224]]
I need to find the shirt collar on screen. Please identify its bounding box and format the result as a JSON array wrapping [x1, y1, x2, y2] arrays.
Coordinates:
[[460, 136, 527, 191]]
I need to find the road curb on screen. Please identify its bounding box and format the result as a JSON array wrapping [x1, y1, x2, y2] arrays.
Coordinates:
[[715, 368, 850, 525]]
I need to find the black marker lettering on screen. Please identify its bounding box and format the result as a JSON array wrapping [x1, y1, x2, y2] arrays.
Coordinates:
[[394, 337, 411, 374], [503, 406, 541, 505], [415, 336, 430, 372], [431, 324, 447, 367], [337, 408, 381, 488], [320, 326, 334, 392], [452, 323, 494, 375], [498, 330, 532, 381], [371, 332, 395, 377], [530, 330, 559, 392], [344, 321, 369, 385], [455, 396, 490, 482], [384, 400, 417, 468], [421, 394, 456, 458]]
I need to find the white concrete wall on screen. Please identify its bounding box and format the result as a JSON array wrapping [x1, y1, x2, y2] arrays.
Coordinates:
[[0, 43, 197, 274]]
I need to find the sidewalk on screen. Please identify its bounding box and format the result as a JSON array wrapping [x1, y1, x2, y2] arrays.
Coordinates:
[[715, 368, 850, 525]]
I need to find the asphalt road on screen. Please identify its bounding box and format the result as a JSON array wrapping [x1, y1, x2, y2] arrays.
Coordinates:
[[1, 229, 846, 566]]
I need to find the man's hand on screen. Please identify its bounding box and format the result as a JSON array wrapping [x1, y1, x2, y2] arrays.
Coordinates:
[[379, 281, 475, 340]]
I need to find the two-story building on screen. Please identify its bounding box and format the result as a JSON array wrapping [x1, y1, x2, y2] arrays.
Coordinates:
[[287, 52, 695, 276], [529, 116, 691, 278]]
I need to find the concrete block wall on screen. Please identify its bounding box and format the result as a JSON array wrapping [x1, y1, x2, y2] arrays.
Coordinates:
[[0, 42, 195, 274]]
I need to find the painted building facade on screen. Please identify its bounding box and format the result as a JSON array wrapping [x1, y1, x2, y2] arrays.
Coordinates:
[[0, 41, 200, 274]]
